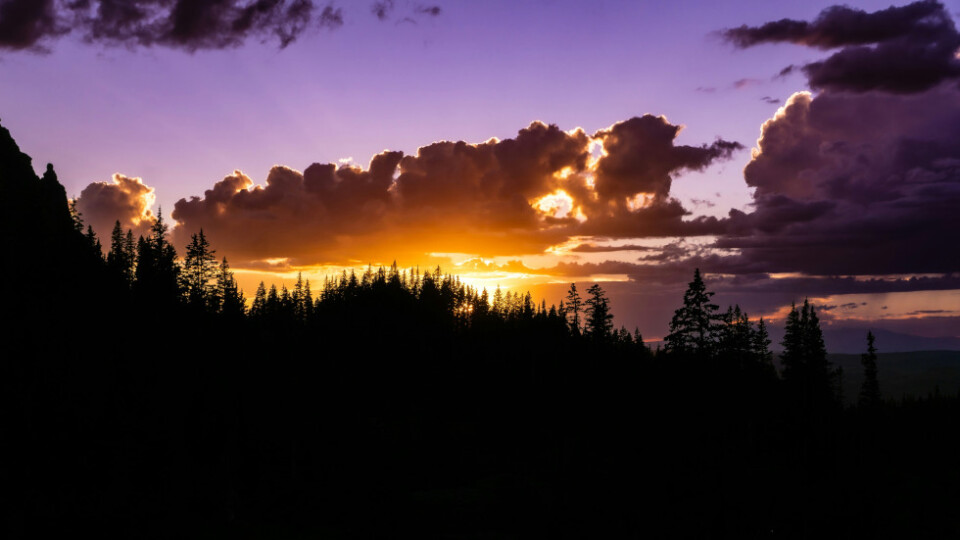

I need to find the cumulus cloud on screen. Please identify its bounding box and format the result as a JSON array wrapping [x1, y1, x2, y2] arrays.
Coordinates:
[[74, 173, 157, 241], [591, 115, 741, 202], [722, 0, 960, 93], [0, 0, 64, 50], [167, 117, 740, 266], [0, 0, 352, 51], [719, 86, 960, 275]]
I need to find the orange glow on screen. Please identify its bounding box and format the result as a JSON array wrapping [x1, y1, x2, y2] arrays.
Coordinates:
[[625, 192, 655, 211], [554, 166, 576, 180], [532, 189, 575, 219]]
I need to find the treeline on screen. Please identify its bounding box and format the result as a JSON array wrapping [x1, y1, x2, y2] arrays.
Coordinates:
[[85, 217, 653, 352], [3, 120, 959, 538]]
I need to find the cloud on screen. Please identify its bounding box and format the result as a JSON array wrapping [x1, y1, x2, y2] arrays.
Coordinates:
[[371, 0, 393, 21], [74, 173, 157, 241], [0, 0, 65, 51], [371, 1, 439, 22], [590, 115, 741, 202], [416, 5, 441, 17], [318, 4, 344, 29], [732, 78, 761, 89], [718, 86, 960, 275], [0, 0, 349, 51], [165, 117, 740, 266], [722, 1, 960, 93], [568, 243, 657, 253]]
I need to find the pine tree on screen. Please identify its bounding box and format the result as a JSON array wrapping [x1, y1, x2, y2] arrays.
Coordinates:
[[134, 209, 181, 304], [780, 303, 802, 380], [565, 283, 583, 335], [68, 198, 83, 233], [107, 220, 134, 285], [584, 283, 613, 342], [717, 304, 752, 362], [664, 269, 720, 357], [251, 281, 267, 318], [752, 317, 774, 370], [84, 225, 102, 259], [781, 299, 835, 407], [183, 229, 217, 309], [216, 257, 245, 318], [859, 331, 881, 408], [293, 272, 305, 321]]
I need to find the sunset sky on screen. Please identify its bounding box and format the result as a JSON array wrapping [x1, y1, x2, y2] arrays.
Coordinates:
[[2, 0, 959, 341]]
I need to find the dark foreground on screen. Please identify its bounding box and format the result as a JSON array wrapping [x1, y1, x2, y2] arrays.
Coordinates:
[[2, 120, 959, 538]]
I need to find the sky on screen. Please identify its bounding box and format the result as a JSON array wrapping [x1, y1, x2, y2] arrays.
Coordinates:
[[2, 0, 959, 343]]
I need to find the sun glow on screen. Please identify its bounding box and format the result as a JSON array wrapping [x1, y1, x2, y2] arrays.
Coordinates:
[[626, 192, 655, 211], [554, 166, 576, 180], [532, 189, 575, 219]]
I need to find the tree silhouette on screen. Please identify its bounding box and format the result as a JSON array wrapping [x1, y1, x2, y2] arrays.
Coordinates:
[[565, 283, 583, 335], [781, 299, 835, 408], [859, 331, 881, 408], [183, 229, 217, 309], [664, 268, 720, 357], [215, 257, 245, 318], [107, 220, 135, 286], [134, 209, 180, 304], [584, 283, 613, 342], [752, 317, 774, 372]]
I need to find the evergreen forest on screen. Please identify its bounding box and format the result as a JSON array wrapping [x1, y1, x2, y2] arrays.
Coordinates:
[[2, 120, 959, 538]]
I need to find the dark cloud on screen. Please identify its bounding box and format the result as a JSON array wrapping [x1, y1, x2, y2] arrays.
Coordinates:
[[719, 86, 960, 275], [723, 1, 948, 49], [0, 0, 65, 50], [568, 243, 657, 253], [170, 121, 587, 264], [317, 4, 343, 28], [0, 0, 350, 51], [760, 96, 780, 104], [722, 1, 960, 93], [416, 5, 441, 17], [689, 197, 715, 208], [590, 115, 741, 202], [371, 0, 393, 21], [163, 117, 741, 266], [774, 65, 797, 79], [74, 173, 157, 241], [714, 274, 960, 297]]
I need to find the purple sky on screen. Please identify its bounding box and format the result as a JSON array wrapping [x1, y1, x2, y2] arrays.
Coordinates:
[[3, 0, 893, 213], [2, 0, 958, 345]]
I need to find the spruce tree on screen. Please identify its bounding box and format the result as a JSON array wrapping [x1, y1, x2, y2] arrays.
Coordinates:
[[84, 225, 102, 259], [584, 283, 613, 342], [664, 268, 720, 357], [135, 210, 181, 304], [859, 331, 881, 408], [781, 299, 835, 407], [752, 317, 774, 371], [565, 283, 583, 335], [107, 220, 134, 285], [216, 257, 245, 318], [251, 282, 267, 318], [183, 229, 217, 309]]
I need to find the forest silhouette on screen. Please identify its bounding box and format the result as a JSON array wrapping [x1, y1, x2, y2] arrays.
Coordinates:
[[1, 119, 959, 538]]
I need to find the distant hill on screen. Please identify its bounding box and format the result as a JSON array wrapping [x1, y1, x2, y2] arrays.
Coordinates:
[[755, 326, 960, 354], [829, 350, 960, 403], [821, 328, 960, 354]]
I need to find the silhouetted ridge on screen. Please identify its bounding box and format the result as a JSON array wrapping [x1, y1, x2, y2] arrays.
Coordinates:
[[2, 120, 959, 538]]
